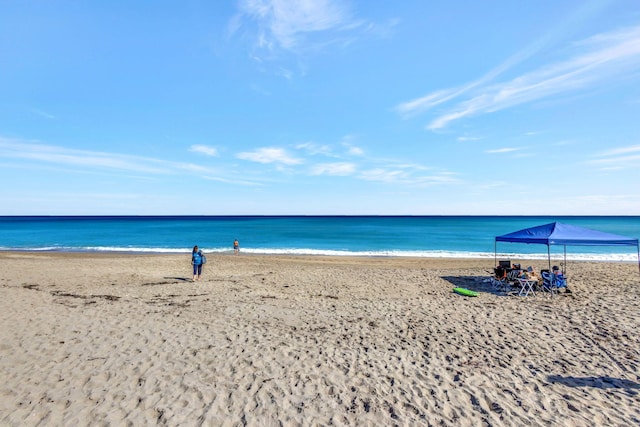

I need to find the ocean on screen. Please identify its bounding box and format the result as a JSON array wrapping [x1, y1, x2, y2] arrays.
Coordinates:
[[1, 216, 639, 261]]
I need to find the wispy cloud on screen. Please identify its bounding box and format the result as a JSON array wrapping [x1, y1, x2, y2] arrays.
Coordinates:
[[310, 162, 356, 176], [203, 175, 264, 186], [30, 108, 56, 120], [233, 0, 366, 57], [295, 142, 336, 157], [296, 139, 364, 158], [344, 144, 364, 156], [339, 134, 364, 156], [485, 147, 521, 154], [236, 147, 303, 165], [598, 144, 640, 156], [0, 138, 213, 176], [358, 167, 457, 186], [358, 168, 407, 183], [394, 14, 565, 118], [523, 131, 545, 136], [395, 89, 461, 118], [398, 25, 640, 130], [589, 144, 640, 170], [232, 139, 458, 188], [457, 136, 481, 142], [396, 0, 606, 117], [189, 145, 219, 156]]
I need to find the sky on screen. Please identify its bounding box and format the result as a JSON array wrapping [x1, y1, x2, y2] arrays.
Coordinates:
[[1, 0, 640, 215]]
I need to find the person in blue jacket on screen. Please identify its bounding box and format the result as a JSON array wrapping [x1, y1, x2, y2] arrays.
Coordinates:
[[191, 245, 205, 282]]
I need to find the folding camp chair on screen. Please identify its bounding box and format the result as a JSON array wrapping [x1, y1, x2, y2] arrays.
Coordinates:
[[541, 271, 557, 295], [506, 267, 522, 284], [541, 271, 567, 295], [498, 260, 512, 269], [491, 266, 509, 293]]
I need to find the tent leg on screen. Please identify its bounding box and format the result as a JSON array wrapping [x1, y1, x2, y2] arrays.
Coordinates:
[[547, 245, 551, 272]]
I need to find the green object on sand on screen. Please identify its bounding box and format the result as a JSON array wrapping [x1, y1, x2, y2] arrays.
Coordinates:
[[453, 287, 478, 297]]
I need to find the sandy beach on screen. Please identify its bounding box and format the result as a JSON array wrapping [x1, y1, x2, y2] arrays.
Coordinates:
[[0, 252, 639, 426]]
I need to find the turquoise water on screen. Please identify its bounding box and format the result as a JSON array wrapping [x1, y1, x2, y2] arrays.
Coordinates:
[[0, 216, 638, 261]]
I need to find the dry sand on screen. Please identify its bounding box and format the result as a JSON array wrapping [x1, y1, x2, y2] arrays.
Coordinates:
[[0, 252, 639, 426]]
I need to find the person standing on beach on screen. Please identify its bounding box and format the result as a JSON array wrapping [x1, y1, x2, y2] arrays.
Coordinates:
[[191, 245, 205, 281], [233, 239, 239, 255]]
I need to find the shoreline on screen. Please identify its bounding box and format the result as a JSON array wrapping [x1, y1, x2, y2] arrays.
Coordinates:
[[1, 249, 638, 263], [1, 251, 639, 425]]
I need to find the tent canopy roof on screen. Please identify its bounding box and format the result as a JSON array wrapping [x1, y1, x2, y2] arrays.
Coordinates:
[[495, 222, 639, 246]]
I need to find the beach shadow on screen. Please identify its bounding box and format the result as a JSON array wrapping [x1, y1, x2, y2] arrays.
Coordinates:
[[164, 276, 191, 282], [548, 375, 640, 393], [141, 277, 191, 286], [441, 275, 506, 296]]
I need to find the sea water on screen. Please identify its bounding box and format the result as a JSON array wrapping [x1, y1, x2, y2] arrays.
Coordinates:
[[0, 216, 638, 261]]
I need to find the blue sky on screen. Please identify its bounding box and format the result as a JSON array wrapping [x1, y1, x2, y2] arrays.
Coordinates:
[[1, 0, 640, 215]]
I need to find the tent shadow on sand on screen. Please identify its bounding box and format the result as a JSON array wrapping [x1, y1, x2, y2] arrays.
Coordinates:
[[440, 275, 505, 296], [547, 375, 639, 394]]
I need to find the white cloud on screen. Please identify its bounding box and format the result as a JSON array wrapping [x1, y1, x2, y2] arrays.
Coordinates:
[[486, 147, 521, 154], [339, 135, 364, 156], [296, 139, 363, 158], [296, 142, 335, 156], [189, 145, 219, 156], [203, 175, 264, 186], [236, 147, 303, 165], [30, 108, 56, 120], [589, 144, 640, 170], [0, 137, 215, 177], [394, 14, 562, 119], [357, 167, 457, 186], [395, 89, 460, 118], [346, 145, 364, 156], [598, 144, 640, 156], [310, 162, 356, 176], [359, 168, 407, 183], [0, 138, 165, 174], [398, 25, 640, 130], [395, 162, 429, 171], [457, 136, 481, 142], [236, 0, 357, 51]]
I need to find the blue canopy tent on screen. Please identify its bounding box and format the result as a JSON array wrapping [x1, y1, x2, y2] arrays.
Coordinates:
[[494, 222, 640, 274]]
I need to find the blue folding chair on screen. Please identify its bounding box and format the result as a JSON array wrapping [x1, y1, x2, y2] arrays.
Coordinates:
[[541, 271, 567, 295]]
